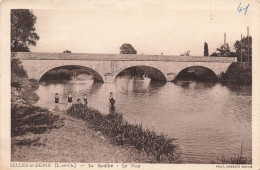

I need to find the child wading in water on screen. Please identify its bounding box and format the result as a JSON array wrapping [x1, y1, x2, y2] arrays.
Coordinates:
[[109, 92, 116, 113], [55, 93, 59, 104], [83, 94, 88, 105], [109, 92, 115, 107], [67, 92, 73, 107], [54, 93, 60, 111]]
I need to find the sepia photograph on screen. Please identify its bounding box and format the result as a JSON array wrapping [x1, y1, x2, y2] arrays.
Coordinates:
[[1, 0, 260, 169]]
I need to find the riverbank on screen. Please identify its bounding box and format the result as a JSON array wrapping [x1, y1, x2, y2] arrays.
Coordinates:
[[220, 62, 252, 85], [11, 84, 157, 162], [67, 104, 181, 163], [11, 109, 155, 162]]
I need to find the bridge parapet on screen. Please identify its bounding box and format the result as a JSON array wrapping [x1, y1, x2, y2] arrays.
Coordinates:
[[14, 52, 237, 63]]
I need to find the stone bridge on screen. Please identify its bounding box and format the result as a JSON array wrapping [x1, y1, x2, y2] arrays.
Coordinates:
[[15, 52, 237, 83]]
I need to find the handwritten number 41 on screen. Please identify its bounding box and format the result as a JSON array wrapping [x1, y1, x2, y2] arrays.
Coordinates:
[[237, 2, 250, 15]]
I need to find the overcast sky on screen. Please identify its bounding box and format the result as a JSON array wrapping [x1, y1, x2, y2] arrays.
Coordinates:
[[30, 0, 252, 56]]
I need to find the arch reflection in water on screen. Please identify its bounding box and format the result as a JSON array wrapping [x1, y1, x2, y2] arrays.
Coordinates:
[[175, 81, 217, 90], [115, 75, 166, 95], [115, 76, 151, 94]]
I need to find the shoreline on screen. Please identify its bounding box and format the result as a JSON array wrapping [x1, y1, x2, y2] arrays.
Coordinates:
[[67, 104, 181, 163], [11, 86, 156, 163], [11, 108, 155, 163]]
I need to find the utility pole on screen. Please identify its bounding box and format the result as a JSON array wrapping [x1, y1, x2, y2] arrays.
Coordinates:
[[241, 34, 243, 62], [247, 26, 250, 62]]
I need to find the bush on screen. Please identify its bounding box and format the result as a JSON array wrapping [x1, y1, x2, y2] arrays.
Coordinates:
[[221, 62, 251, 85], [11, 104, 64, 137]]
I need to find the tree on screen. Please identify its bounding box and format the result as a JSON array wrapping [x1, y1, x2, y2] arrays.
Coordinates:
[[228, 52, 237, 57], [11, 53, 27, 83], [63, 50, 71, 53], [11, 9, 40, 52], [180, 50, 190, 56], [120, 43, 137, 54], [210, 52, 218, 57], [216, 43, 231, 57], [11, 9, 39, 82], [234, 36, 252, 62], [204, 42, 209, 56]]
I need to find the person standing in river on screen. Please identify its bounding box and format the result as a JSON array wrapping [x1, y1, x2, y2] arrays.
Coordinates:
[[83, 94, 88, 105], [109, 92, 115, 107], [55, 93, 59, 104], [67, 92, 73, 107], [54, 93, 60, 111]]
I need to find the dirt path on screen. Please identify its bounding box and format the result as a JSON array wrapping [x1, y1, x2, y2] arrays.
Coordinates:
[[11, 110, 154, 163]]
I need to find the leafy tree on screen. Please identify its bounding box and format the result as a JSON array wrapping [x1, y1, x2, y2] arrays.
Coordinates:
[[204, 42, 209, 56], [216, 43, 231, 57], [180, 50, 190, 56], [63, 50, 71, 53], [120, 43, 137, 54], [229, 52, 237, 57], [210, 52, 218, 57], [234, 36, 252, 62], [11, 9, 40, 52], [11, 9, 39, 82], [11, 53, 27, 83]]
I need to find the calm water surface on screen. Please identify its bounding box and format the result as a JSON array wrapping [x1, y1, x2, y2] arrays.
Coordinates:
[[35, 76, 252, 163]]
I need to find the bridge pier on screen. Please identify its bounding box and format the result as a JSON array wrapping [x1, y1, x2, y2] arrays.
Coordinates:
[[166, 73, 176, 82], [104, 73, 115, 83]]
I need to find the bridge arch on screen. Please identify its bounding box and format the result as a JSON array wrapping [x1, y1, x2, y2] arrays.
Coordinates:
[[113, 65, 167, 82], [38, 65, 104, 83], [174, 66, 218, 82]]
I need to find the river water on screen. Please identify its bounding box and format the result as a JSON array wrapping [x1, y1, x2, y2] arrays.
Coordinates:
[[35, 76, 252, 163]]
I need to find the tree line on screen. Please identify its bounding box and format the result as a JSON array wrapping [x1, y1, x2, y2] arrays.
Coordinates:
[[203, 35, 252, 62]]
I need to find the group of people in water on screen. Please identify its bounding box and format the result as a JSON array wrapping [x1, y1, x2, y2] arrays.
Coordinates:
[[54, 91, 115, 107]]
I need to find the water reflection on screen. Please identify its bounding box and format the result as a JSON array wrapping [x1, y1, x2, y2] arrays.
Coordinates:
[[175, 81, 216, 90], [109, 106, 116, 114], [226, 84, 252, 96], [35, 77, 252, 163]]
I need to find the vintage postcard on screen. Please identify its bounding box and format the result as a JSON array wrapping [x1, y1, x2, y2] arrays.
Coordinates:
[[0, 0, 260, 169]]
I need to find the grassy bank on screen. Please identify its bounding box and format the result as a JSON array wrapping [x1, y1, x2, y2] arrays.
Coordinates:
[[220, 62, 252, 85], [212, 143, 252, 164], [67, 104, 181, 163], [11, 78, 65, 154], [11, 110, 156, 163], [11, 104, 64, 137], [11, 88, 155, 162], [11, 79, 39, 104]]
